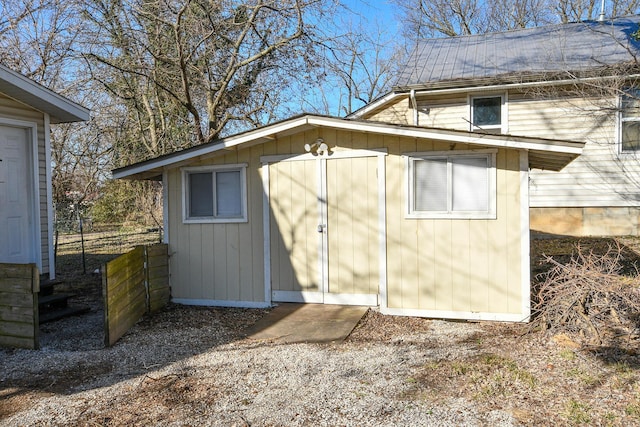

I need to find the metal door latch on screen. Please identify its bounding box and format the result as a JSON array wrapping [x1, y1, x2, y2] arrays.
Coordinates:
[[317, 224, 326, 233]]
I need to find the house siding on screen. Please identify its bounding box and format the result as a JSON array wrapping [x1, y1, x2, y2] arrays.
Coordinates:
[[364, 89, 640, 235], [166, 128, 527, 319], [0, 93, 49, 275]]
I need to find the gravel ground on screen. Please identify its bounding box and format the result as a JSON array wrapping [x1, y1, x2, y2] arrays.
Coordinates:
[[1, 234, 639, 426], [1, 301, 639, 426], [1, 302, 520, 426]]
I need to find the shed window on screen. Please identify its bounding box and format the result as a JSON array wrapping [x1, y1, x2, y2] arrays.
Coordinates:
[[471, 95, 505, 133], [183, 165, 247, 223], [620, 89, 640, 152], [406, 151, 496, 219]]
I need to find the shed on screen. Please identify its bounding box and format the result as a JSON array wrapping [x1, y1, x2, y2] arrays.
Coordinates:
[[113, 115, 583, 321], [0, 64, 90, 278]]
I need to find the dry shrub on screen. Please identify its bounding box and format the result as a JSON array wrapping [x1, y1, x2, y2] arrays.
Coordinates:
[[531, 243, 640, 349]]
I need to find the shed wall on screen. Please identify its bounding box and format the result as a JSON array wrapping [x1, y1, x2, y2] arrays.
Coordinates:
[[166, 129, 527, 318], [383, 141, 524, 318]]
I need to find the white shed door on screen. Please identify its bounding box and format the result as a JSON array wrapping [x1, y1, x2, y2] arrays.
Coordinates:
[[0, 126, 35, 264], [268, 153, 383, 306]]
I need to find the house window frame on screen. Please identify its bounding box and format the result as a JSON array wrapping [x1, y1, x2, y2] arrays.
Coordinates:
[[618, 88, 640, 154], [404, 149, 497, 220], [182, 163, 248, 224], [469, 93, 507, 133]]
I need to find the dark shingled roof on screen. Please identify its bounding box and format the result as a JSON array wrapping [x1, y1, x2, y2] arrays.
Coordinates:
[[395, 15, 640, 89]]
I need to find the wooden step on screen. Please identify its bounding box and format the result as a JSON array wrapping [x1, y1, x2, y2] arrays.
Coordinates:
[[38, 293, 70, 309], [39, 279, 62, 297], [39, 305, 91, 324]]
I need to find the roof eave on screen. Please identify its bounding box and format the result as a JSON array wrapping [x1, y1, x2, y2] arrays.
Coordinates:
[[113, 115, 584, 180], [0, 64, 90, 123]]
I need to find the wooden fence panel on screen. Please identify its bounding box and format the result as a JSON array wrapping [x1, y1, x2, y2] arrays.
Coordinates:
[[147, 244, 170, 313], [102, 244, 170, 346], [102, 246, 146, 347], [0, 263, 39, 349]]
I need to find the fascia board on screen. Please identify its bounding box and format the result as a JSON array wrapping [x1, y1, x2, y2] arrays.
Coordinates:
[[112, 116, 312, 179], [306, 116, 584, 155]]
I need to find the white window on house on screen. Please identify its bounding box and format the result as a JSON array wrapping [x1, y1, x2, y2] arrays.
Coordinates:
[[182, 164, 248, 223], [619, 89, 640, 152], [405, 150, 497, 219], [470, 94, 506, 133]]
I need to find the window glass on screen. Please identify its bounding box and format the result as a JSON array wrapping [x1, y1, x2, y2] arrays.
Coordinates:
[[472, 96, 502, 128], [408, 152, 494, 219], [414, 158, 447, 211], [215, 170, 242, 217], [621, 90, 640, 152], [452, 157, 489, 211], [189, 172, 214, 217], [184, 165, 246, 222]]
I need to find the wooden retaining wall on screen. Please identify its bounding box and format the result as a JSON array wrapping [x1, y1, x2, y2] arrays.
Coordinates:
[[102, 244, 170, 346], [0, 263, 39, 349]]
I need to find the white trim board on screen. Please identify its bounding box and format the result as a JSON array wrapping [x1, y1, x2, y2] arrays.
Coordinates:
[[0, 118, 42, 272], [272, 290, 378, 306], [520, 150, 531, 321], [380, 307, 530, 323], [44, 113, 55, 278], [171, 298, 271, 309]]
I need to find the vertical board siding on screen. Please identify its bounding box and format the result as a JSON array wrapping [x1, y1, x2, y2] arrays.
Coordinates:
[[385, 146, 522, 315], [0, 263, 39, 349], [167, 149, 265, 303]]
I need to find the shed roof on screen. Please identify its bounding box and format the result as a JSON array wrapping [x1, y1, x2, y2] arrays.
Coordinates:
[[396, 15, 640, 89], [0, 63, 90, 123], [112, 114, 584, 180]]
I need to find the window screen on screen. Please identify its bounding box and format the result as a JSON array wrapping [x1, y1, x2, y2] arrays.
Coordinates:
[[215, 170, 242, 217], [452, 157, 489, 211], [414, 158, 447, 211], [408, 153, 494, 218]]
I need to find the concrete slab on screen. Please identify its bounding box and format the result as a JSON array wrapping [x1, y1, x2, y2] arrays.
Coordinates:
[[245, 303, 369, 344]]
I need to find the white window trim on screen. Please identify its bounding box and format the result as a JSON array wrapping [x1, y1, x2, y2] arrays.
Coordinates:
[[469, 93, 508, 133], [181, 163, 248, 224], [404, 149, 497, 220], [618, 89, 640, 154]]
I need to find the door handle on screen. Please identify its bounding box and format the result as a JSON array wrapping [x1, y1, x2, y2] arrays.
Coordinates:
[[317, 224, 326, 233]]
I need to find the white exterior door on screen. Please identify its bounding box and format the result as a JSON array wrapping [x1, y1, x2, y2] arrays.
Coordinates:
[[0, 125, 35, 264], [266, 150, 386, 306]]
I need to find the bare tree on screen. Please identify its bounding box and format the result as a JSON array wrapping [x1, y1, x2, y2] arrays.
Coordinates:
[[82, 0, 335, 164], [299, 14, 401, 116], [393, 0, 640, 39]]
